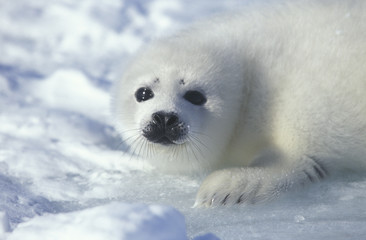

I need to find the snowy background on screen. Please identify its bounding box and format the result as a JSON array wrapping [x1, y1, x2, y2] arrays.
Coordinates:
[[1, 0, 366, 239]]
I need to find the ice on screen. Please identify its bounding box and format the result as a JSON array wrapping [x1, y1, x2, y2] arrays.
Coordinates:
[[1, 0, 366, 239]]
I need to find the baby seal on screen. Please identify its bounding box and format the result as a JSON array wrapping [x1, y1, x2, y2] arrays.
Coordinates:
[[112, 0, 366, 207]]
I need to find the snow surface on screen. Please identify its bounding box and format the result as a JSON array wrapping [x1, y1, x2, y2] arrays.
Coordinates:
[[8, 203, 187, 240], [1, 0, 366, 239]]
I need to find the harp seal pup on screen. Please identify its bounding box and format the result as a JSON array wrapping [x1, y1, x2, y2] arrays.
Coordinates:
[[112, 0, 366, 207]]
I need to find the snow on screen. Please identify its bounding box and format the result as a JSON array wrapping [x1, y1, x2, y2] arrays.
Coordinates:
[[1, 0, 366, 240], [8, 203, 187, 240], [28, 69, 109, 121]]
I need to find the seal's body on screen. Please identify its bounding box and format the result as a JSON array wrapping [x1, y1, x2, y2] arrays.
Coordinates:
[[112, 0, 366, 206]]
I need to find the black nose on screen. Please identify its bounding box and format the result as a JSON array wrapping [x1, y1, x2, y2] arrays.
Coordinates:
[[143, 111, 183, 145], [152, 111, 179, 128]]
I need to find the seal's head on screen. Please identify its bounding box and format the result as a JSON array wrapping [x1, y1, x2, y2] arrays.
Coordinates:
[[112, 38, 246, 173]]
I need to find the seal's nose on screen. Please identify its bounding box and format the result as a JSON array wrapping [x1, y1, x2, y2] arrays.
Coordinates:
[[152, 111, 179, 128], [143, 111, 183, 145]]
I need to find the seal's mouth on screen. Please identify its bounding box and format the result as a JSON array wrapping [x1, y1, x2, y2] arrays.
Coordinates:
[[144, 133, 188, 146], [153, 136, 175, 146]]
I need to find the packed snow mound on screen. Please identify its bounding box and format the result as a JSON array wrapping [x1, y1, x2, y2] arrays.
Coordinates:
[[28, 69, 109, 121], [8, 203, 187, 240]]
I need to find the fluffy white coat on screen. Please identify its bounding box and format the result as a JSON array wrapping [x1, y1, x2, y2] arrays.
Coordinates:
[[112, 0, 366, 207]]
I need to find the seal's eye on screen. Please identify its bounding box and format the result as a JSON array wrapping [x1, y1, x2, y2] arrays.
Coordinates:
[[183, 90, 207, 106], [135, 87, 154, 102]]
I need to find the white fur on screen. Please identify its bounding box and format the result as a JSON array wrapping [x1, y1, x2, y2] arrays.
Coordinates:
[[112, 0, 366, 207]]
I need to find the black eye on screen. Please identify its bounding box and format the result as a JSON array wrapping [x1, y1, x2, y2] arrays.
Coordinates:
[[135, 87, 154, 102], [183, 90, 207, 105]]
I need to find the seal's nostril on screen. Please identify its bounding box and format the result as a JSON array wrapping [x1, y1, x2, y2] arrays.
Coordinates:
[[152, 112, 164, 125], [152, 111, 179, 127], [166, 114, 179, 127]]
